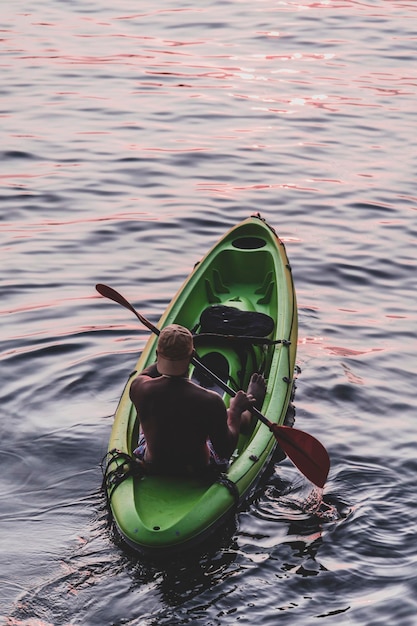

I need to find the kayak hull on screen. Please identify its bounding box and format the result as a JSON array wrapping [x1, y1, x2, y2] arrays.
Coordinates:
[[104, 215, 298, 553]]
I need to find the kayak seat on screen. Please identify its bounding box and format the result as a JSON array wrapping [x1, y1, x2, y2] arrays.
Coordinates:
[[193, 305, 275, 390], [197, 304, 274, 338]]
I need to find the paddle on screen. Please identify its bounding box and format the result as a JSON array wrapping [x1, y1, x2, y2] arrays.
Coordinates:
[[96, 283, 330, 488]]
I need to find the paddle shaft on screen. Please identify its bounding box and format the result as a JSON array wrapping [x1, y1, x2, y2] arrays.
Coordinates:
[[95, 283, 330, 487], [96, 284, 274, 428]]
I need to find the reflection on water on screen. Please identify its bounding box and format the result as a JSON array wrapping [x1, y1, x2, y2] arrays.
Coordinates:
[[9, 471, 348, 625]]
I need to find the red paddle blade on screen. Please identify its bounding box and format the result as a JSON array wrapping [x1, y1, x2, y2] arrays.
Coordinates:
[[272, 425, 330, 488]]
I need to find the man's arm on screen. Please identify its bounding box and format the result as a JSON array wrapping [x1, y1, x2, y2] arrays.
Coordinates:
[[129, 361, 160, 405], [209, 391, 253, 459]]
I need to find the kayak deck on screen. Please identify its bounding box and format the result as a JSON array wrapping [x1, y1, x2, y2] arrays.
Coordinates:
[[103, 215, 297, 553]]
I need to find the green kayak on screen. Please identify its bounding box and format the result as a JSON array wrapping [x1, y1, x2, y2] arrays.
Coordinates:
[[102, 215, 298, 553]]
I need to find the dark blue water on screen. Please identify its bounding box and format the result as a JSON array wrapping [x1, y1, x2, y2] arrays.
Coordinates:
[[1, 1, 416, 624]]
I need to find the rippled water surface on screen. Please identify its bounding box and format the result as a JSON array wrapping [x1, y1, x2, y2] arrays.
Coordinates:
[[1, 1, 416, 624]]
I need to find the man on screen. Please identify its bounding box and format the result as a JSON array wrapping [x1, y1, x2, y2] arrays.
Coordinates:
[[129, 323, 266, 476]]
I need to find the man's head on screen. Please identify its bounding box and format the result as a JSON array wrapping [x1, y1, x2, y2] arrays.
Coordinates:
[[156, 324, 194, 376]]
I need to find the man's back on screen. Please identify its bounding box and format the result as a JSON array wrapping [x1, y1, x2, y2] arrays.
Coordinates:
[[130, 374, 230, 473]]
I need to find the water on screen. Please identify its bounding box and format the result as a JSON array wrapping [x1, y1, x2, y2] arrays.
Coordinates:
[[1, 1, 416, 624]]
